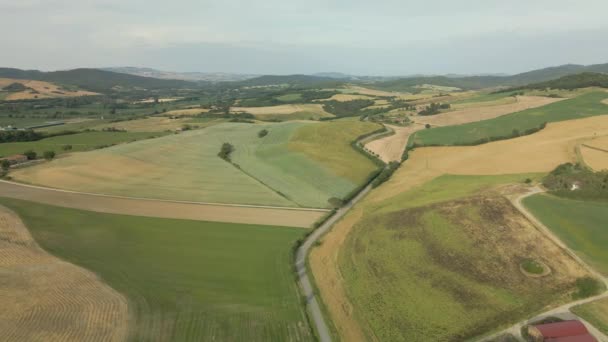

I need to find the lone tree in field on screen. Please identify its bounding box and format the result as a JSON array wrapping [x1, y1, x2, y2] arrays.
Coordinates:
[[425, 124, 431, 129], [218, 143, 235, 161], [43, 151, 56, 161], [258, 129, 269, 138]]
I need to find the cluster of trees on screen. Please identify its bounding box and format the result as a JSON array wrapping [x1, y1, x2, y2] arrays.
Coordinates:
[[418, 102, 450, 116], [0, 130, 44, 143], [542, 162, 608, 201], [504, 72, 608, 92], [372, 161, 400, 188], [2, 82, 28, 92], [237, 90, 337, 107], [217, 143, 235, 161], [322, 99, 375, 117]]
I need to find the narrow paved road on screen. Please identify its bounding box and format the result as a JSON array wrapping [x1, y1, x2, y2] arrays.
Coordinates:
[[482, 186, 608, 341], [295, 183, 374, 342]]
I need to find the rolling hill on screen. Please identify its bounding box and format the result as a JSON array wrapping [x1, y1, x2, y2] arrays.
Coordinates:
[[369, 63, 608, 91], [0, 68, 195, 92]]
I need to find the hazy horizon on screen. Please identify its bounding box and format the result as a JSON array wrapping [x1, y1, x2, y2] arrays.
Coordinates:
[[3, 0, 608, 76]]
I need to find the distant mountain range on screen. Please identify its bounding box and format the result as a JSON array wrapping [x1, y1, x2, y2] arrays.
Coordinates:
[[1, 62, 607, 94]]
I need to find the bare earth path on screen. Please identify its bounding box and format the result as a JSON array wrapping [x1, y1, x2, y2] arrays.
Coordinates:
[[0, 180, 326, 228], [0, 205, 128, 341], [481, 187, 608, 341]]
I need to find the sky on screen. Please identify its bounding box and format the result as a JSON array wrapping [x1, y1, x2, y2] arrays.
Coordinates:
[[2, 0, 608, 76]]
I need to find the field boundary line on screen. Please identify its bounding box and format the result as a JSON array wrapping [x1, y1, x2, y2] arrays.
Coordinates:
[[0, 179, 330, 212], [582, 143, 608, 154]]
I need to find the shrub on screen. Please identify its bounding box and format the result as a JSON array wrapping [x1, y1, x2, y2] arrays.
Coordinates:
[[1, 159, 10, 171], [572, 277, 604, 299], [425, 124, 431, 129], [43, 151, 56, 161], [258, 129, 269, 138], [327, 197, 345, 208], [23, 150, 37, 160], [218, 143, 235, 161], [62, 144, 73, 151]]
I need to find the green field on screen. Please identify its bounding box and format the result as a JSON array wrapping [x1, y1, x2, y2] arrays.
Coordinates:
[[338, 174, 594, 341], [0, 197, 311, 341], [450, 91, 515, 105], [412, 91, 608, 146], [276, 93, 303, 102], [572, 298, 608, 335], [0, 131, 163, 157], [13, 121, 380, 208], [523, 194, 608, 275]]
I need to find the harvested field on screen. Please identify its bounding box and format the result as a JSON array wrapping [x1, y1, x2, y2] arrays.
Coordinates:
[[365, 96, 563, 162], [365, 125, 418, 162], [0, 205, 128, 341], [164, 108, 209, 116], [580, 135, 608, 171], [0, 78, 98, 100], [310, 115, 608, 341], [413, 91, 608, 146], [414, 95, 562, 127], [231, 104, 329, 116], [93, 117, 222, 132], [0, 180, 324, 227], [0, 198, 313, 341]]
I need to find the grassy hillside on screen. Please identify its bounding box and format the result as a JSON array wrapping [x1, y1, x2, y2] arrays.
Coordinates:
[[511, 72, 608, 91], [12, 121, 380, 207], [369, 63, 608, 91], [0, 131, 163, 157], [411, 91, 608, 146], [523, 194, 608, 275], [338, 174, 595, 341], [0, 198, 312, 341], [0, 68, 194, 92]]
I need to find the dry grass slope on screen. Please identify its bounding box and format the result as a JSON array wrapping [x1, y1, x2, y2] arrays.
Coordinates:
[[0, 206, 127, 342], [0, 78, 97, 100]]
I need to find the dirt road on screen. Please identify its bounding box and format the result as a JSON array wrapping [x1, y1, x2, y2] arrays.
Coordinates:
[[0, 180, 326, 228]]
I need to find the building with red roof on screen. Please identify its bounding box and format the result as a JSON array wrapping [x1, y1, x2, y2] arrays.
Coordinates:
[[527, 320, 597, 342]]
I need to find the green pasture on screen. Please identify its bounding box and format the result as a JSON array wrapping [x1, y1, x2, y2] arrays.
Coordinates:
[[0, 131, 162, 157], [572, 298, 608, 336], [0, 198, 312, 341], [523, 194, 608, 275]]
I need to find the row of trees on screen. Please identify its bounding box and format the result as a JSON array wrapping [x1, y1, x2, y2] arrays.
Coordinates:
[[418, 102, 450, 116]]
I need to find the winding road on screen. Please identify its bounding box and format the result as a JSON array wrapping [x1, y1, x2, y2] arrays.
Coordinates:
[[295, 183, 374, 342]]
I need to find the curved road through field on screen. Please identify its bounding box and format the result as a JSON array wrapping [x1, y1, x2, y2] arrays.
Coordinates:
[[482, 186, 608, 341], [295, 183, 374, 342]]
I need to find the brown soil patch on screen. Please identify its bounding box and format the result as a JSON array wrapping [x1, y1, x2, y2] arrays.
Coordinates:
[[0, 206, 128, 341], [231, 104, 328, 116], [0, 78, 98, 100], [414, 96, 562, 127], [310, 115, 608, 341], [0, 181, 323, 228], [364, 125, 419, 162]]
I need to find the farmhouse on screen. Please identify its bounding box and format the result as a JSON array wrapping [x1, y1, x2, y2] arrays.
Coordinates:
[[527, 320, 597, 342], [0, 154, 29, 165]]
